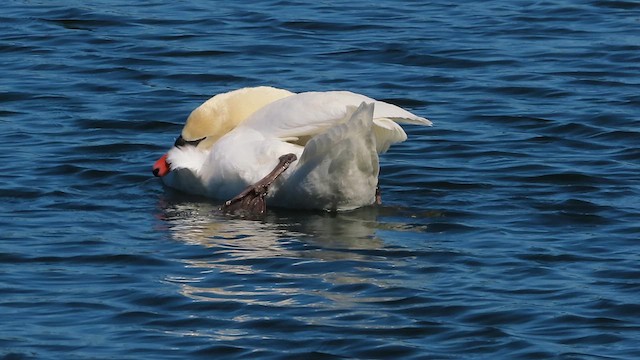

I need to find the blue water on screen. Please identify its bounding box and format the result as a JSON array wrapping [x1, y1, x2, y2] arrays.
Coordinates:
[[2, 1, 640, 359]]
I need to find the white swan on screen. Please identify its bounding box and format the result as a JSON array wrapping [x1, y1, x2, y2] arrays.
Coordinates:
[[152, 86, 431, 213]]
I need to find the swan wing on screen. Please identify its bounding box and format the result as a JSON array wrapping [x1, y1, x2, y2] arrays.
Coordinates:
[[241, 91, 430, 153], [274, 102, 379, 210]]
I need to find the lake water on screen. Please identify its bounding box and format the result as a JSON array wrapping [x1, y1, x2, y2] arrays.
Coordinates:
[[2, 1, 639, 359]]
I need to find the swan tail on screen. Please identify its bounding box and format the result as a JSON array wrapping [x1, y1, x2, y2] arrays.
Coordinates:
[[372, 99, 432, 126]]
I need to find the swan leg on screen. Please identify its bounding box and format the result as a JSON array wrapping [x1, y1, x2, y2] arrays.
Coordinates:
[[375, 186, 382, 205], [222, 153, 297, 217]]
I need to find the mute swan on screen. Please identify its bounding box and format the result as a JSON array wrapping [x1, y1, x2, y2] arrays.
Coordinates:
[[152, 86, 430, 214]]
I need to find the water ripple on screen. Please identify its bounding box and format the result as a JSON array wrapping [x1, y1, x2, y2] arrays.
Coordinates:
[[2, 0, 640, 359]]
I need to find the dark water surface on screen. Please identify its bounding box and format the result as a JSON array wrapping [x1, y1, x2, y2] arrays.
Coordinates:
[[2, 1, 640, 359]]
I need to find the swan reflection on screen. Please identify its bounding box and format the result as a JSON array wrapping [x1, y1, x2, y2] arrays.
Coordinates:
[[156, 197, 386, 253], [157, 193, 436, 308], [155, 196, 422, 304]]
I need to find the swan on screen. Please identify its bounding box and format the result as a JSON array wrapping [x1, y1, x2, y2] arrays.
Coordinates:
[[152, 86, 431, 214]]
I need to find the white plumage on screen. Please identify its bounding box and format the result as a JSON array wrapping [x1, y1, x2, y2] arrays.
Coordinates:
[[154, 86, 431, 211]]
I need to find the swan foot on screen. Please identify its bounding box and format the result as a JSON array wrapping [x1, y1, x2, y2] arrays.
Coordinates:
[[375, 186, 382, 205], [221, 153, 297, 217]]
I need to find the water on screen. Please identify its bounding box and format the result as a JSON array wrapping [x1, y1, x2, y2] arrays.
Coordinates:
[[2, 1, 639, 359]]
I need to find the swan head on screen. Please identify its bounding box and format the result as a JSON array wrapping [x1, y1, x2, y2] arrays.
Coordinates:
[[151, 105, 224, 178], [152, 86, 294, 177]]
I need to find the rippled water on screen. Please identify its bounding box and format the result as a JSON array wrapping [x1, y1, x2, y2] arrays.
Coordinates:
[[2, 1, 640, 359]]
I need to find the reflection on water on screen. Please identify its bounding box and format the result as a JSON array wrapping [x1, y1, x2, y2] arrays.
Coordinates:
[[154, 195, 422, 306], [156, 196, 386, 250]]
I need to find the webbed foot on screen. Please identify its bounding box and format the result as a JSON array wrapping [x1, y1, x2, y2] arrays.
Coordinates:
[[221, 153, 297, 217]]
